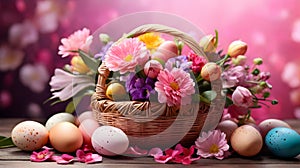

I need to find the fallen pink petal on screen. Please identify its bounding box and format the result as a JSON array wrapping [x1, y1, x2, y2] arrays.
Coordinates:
[[125, 146, 148, 156], [30, 149, 54, 162], [76, 149, 102, 164], [51, 154, 74, 164]]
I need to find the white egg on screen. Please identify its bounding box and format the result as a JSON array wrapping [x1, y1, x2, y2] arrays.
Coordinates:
[[45, 112, 75, 130], [91, 126, 129, 156], [11, 121, 48, 151]]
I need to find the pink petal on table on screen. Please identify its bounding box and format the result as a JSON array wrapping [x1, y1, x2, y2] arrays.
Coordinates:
[[125, 146, 148, 156]]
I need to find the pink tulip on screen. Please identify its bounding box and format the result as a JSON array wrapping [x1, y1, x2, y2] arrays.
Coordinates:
[[232, 86, 253, 108], [144, 60, 163, 78], [152, 41, 178, 62]]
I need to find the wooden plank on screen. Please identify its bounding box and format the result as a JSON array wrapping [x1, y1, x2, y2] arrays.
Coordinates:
[[0, 118, 299, 167]]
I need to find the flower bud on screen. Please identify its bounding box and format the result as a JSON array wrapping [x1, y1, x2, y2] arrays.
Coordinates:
[[232, 55, 247, 66], [70, 56, 90, 74], [253, 58, 263, 65], [201, 62, 222, 81], [144, 60, 163, 78], [227, 40, 247, 58], [232, 86, 253, 108], [152, 41, 178, 62], [199, 34, 217, 52], [99, 33, 111, 44]]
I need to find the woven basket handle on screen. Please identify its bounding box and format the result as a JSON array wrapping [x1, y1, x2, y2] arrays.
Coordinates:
[[96, 24, 208, 100], [125, 24, 208, 61]]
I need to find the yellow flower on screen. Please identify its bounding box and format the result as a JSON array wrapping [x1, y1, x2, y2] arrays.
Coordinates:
[[138, 32, 164, 51], [70, 56, 90, 74]]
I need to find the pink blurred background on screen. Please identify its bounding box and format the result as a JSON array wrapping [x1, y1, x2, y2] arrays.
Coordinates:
[[1, 0, 300, 121]]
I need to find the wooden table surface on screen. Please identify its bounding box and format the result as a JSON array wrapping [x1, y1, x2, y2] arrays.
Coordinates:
[[0, 118, 299, 168]]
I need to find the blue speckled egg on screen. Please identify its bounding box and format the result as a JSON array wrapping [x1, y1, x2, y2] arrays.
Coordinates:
[[265, 127, 300, 158]]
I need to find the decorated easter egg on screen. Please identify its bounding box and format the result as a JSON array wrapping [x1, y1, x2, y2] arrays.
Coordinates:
[[11, 121, 48, 151], [45, 112, 75, 130], [91, 126, 129, 156], [105, 82, 127, 101], [258, 119, 291, 138], [265, 127, 300, 158], [231, 125, 263, 157], [49, 122, 83, 153]]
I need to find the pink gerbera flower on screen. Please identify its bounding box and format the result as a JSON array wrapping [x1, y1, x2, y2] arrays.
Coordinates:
[[195, 130, 230, 160], [58, 28, 92, 57], [155, 68, 195, 106], [104, 38, 150, 74]]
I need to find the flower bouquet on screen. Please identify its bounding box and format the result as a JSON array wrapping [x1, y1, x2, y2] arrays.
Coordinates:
[[50, 24, 277, 150]]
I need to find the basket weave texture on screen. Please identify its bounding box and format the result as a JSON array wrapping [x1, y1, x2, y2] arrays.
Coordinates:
[[91, 24, 220, 149]]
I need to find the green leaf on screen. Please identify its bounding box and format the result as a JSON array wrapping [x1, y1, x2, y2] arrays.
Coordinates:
[[225, 96, 233, 108], [199, 90, 217, 104], [0, 137, 15, 148], [65, 101, 75, 113], [78, 49, 100, 72]]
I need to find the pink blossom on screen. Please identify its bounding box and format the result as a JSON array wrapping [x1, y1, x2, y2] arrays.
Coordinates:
[[155, 68, 195, 106], [76, 149, 102, 164], [0, 45, 24, 71], [232, 86, 253, 108], [125, 146, 148, 156], [227, 104, 248, 119], [188, 52, 207, 73], [9, 20, 38, 48], [104, 38, 150, 74], [19, 64, 50, 93], [195, 130, 230, 160], [51, 154, 74, 164], [30, 148, 54, 162], [150, 144, 200, 165], [58, 28, 92, 57], [144, 60, 163, 78]]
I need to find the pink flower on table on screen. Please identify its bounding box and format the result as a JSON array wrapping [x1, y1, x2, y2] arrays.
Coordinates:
[[195, 130, 230, 160], [30, 148, 54, 162], [76, 149, 102, 164], [51, 154, 74, 164], [232, 86, 253, 108], [155, 68, 195, 106], [104, 38, 150, 74], [58, 28, 92, 57], [149, 144, 200, 165]]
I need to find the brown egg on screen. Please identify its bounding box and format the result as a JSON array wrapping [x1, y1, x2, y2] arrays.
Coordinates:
[[216, 120, 238, 141], [258, 119, 291, 138], [49, 122, 83, 153], [231, 125, 263, 157]]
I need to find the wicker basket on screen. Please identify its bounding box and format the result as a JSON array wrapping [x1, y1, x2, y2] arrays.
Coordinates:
[[91, 24, 223, 149]]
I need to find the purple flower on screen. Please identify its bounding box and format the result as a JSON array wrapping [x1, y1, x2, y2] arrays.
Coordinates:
[[221, 66, 246, 88], [165, 55, 192, 71], [94, 41, 113, 60], [125, 73, 156, 101]]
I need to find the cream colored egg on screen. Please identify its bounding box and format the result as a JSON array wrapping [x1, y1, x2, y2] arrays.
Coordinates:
[[231, 125, 263, 157], [92, 126, 129, 156], [11, 121, 48, 151], [258, 119, 291, 138], [49, 122, 83, 153], [45, 112, 75, 130]]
